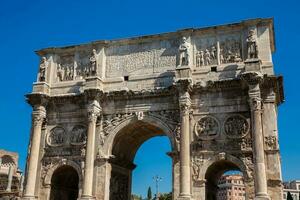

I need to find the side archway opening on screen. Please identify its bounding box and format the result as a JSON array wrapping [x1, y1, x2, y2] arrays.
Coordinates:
[[205, 160, 246, 200], [49, 165, 79, 200]]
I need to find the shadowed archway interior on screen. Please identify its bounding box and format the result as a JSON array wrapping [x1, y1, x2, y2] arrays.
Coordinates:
[[205, 160, 242, 200], [109, 120, 172, 200], [49, 165, 79, 200]]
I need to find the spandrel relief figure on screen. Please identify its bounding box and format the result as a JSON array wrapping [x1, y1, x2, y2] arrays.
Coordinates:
[[178, 37, 189, 66], [38, 57, 47, 82], [246, 29, 258, 59]]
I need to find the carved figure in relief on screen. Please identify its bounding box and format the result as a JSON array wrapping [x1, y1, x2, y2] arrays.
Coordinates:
[[246, 29, 258, 59], [192, 155, 203, 181], [88, 49, 97, 76], [196, 44, 217, 66], [70, 126, 87, 144], [220, 39, 242, 64], [195, 116, 219, 139], [196, 50, 205, 67], [265, 136, 277, 150], [204, 49, 211, 65], [57, 64, 64, 82], [241, 138, 252, 150], [48, 127, 65, 145], [178, 37, 189, 66], [224, 115, 249, 138], [38, 57, 47, 82], [210, 46, 217, 60]]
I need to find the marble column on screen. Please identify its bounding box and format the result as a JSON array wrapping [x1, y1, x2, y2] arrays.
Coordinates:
[[23, 106, 46, 200], [178, 91, 192, 199], [81, 100, 101, 200], [6, 166, 14, 192], [242, 72, 270, 200]]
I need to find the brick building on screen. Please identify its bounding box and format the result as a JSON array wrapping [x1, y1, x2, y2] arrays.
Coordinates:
[[0, 149, 23, 199], [217, 174, 246, 200]]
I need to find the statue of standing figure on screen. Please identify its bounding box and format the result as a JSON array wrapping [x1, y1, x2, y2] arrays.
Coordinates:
[[89, 49, 98, 76], [178, 37, 189, 66], [39, 57, 47, 82], [246, 29, 258, 59]]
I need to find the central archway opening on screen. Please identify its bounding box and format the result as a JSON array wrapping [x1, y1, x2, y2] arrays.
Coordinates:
[[49, 165, 79, 200], [205, 160, 245, 200], [109, 119, 173, 200]]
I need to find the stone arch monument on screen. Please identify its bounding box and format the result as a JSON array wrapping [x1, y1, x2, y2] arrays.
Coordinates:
[[22, 18, 284, 200]]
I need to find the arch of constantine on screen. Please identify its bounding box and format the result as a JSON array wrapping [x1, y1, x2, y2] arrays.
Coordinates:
[[22, 18, 284, 200]]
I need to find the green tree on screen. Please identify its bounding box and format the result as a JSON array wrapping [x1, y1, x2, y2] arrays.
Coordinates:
[[159, 192, 172, 200], [147, 187, 152, 200], [287, 192, 293, 200]]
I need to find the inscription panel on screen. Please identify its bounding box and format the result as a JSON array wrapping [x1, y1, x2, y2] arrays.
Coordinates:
[[105, 40, 177, 77]]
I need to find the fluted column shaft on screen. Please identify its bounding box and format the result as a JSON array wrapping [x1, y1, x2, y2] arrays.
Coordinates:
[[81, 100, 101, 200], [179, 91, 191, 199], [23, 106, 46, 200], [242, 72, 270, 200]]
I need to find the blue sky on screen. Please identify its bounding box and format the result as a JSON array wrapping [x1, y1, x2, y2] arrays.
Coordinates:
[[0, 0, 300, 197]]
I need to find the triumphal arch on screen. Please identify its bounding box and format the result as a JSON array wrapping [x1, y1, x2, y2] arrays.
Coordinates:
[[22, 18, 284, 200]]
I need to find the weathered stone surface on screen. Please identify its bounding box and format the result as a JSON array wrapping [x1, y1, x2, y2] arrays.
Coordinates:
[[23, 18, 284, 200]]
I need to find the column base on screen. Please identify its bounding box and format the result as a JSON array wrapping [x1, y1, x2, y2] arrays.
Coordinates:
[[177, 195, 193, 200], [254, 194, 270, 200], [22, 196, 37, 200], [79, 196, 96, 200]]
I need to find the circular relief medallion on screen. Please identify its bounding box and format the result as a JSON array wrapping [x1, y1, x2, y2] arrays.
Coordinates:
[[47, 127, 66, 146], [194, 116, 220, 140], [224, 115, 249, 138], [70, 125, 87, 145]]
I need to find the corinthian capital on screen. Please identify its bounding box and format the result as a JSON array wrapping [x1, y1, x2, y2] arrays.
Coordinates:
[[32, 106, 46, 126], [87, 100, 101, 122], [240, 71, 263, 86], [179, 91, 191, 116]]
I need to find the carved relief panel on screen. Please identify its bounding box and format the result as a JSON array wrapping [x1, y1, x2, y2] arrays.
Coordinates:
[[57, 54, 75, 82], [193, 32, 243, 67], [194, 116, 220, 140], [219, 33, 242, 64], [223, 115, 249, 139], [46, 125, 87, 147], [194, 36, 218, 67]]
